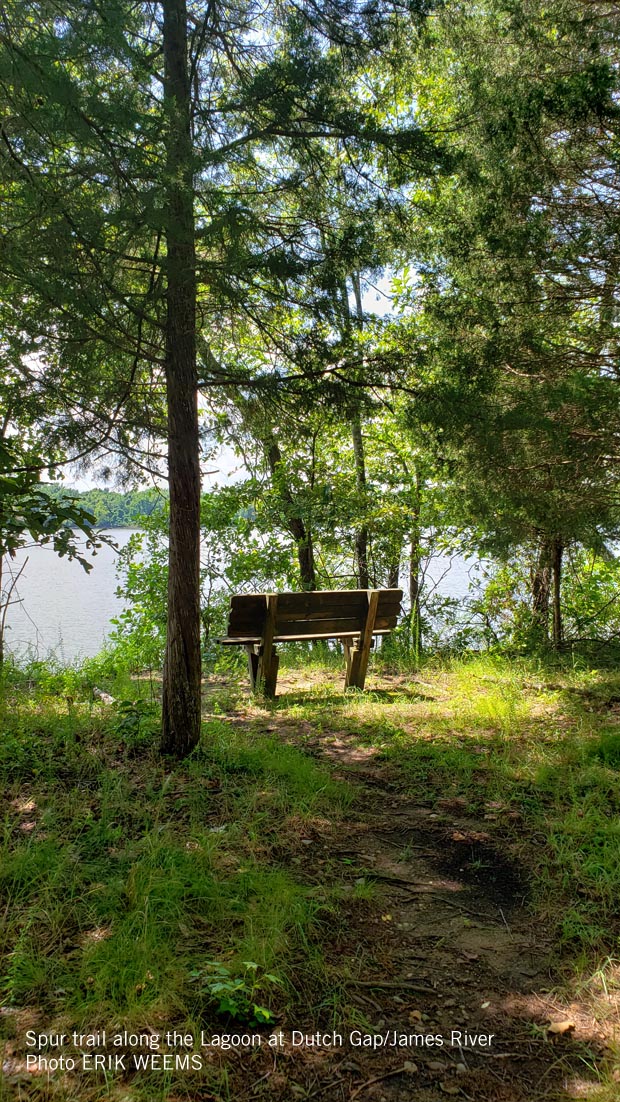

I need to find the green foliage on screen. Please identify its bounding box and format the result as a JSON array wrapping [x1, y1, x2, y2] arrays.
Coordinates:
[[113, 698, 160, 753], [110, 524, 169, 670], [467, 550, 620, 652], [388, 0, 620, 609], [189, 961, 280, 1025], [562, 552, 620, 643], [0, 439, 100, 566]]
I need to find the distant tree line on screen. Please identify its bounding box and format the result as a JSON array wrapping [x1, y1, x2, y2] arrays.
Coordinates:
[[41, 486, 165, 529]]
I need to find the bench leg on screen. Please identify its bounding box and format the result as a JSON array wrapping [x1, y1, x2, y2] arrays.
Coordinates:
[[263, 648, 279, 698], [257, 645, 279, 698], [344, 591, 379, 690], [344, 642, 363, 689], [254, 593, 279, 698], [354, 640, 372, 690], [246, 645, 260, 690]]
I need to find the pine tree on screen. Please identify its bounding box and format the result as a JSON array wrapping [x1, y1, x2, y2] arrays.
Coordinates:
[[393, 0, 620, 645], [1, 1, 441, 749]]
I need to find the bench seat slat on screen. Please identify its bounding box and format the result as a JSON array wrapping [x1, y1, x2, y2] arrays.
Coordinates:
[[219, 628, 394, 645]]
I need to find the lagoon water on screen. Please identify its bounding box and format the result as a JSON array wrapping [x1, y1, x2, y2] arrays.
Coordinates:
[[4, 529, 137, 664], [3, 530, 478, 664]]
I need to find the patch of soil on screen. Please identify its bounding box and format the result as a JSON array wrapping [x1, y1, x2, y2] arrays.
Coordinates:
[[435, 833, 527, 909]]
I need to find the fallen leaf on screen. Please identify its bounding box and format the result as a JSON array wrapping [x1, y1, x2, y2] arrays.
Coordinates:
[[547, 1020, 575, 1035]]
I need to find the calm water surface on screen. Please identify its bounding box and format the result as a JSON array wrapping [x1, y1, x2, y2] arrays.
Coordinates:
[[4, 529, 136, 663]]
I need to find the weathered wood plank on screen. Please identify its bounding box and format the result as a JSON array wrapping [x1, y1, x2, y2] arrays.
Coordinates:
[[277, 591, 367, 616], [263, 650, 279, 697], [227, 612, 399, 637], [231, 588, 400, 612], [344, 644, 361, 688], [228, 605, 400, 636], [377, 589, 403, 614], [229, 599, 265, 617], [274, 614, 395, 637], [245, 644, 259, 689]]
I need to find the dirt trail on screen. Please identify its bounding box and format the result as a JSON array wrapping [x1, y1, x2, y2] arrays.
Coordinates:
[[242, 679, 610, 1102]]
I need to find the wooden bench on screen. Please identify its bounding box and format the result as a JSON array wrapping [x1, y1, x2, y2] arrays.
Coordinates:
[[219, 588, 402, 697]]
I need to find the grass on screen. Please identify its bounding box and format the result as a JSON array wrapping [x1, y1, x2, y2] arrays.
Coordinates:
[[0, 664, 352, 1101], [4, 650, 620, 1098]]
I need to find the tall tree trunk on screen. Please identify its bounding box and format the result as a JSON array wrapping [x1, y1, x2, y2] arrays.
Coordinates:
[[409, 468, 422, 655], [350, 270, 369, 588], [351, 411, 369, 588], [328, 251, 370, 592], [409, 537, 422, 654], [387, 560, 400, 589], [160, 0, 202, 756], [266, 440, 317, 590], [0, 555, 4, 667], [530, 537, 552, 644], [551, 538, 563, 650]]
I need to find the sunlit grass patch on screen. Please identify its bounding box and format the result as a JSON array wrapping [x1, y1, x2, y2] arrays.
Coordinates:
[[362, 657, 620, 953]]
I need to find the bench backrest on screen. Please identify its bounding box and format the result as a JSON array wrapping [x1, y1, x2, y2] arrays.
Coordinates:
[[225, 588, 402, 642]]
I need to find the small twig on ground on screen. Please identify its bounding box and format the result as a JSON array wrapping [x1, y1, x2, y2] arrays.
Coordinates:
[[371, 872, 497, 921], [347, 979, 435, 993], [250, 1071, 271, 1093], [352, 989, 385, 1013], [370, 873, 437, 889], [305, 1077, 346, 1100], [372, 833, 435, 853], [434, 896, 498, 921]]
